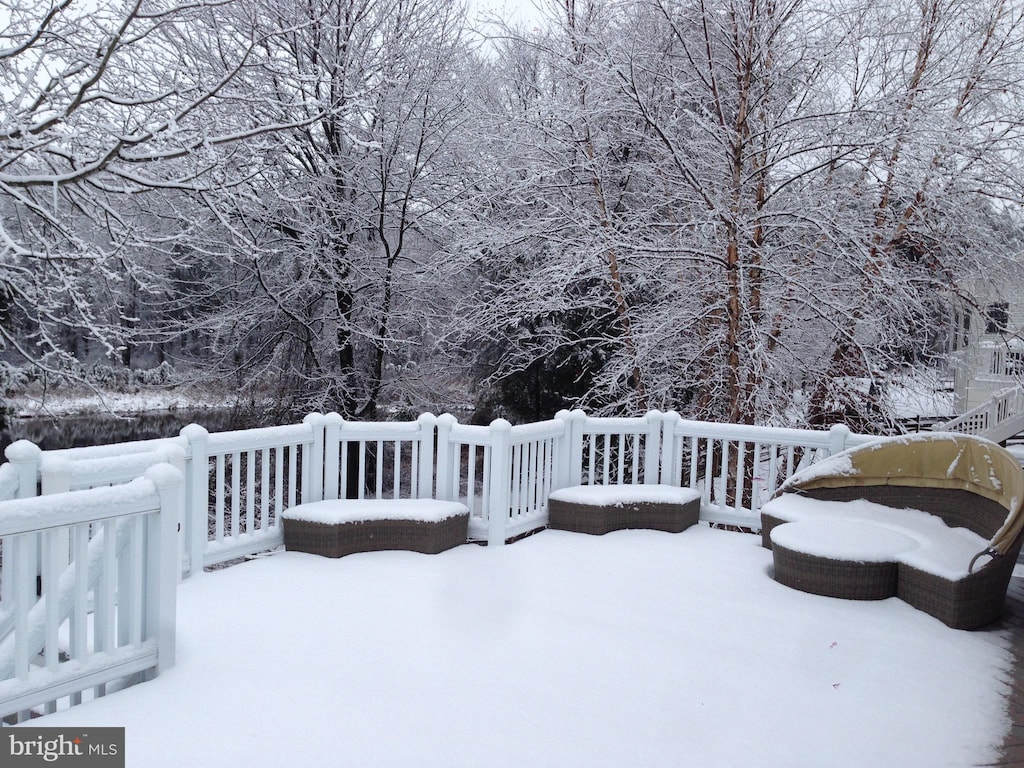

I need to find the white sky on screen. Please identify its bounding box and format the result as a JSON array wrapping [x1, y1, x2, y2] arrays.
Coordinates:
[[470, 0, 549, 32]]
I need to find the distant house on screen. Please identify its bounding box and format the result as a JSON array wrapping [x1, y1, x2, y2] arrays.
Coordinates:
[[949, 283, 1024, 412]]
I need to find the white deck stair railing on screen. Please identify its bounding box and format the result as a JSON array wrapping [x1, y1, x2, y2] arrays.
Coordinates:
[[935, 386, 1024, 444]]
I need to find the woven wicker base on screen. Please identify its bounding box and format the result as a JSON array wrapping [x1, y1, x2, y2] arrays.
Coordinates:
[[283, 513, 469, 558], [771, 543, 900, 601], [548, 497, 700, 536], [760, 513, 788, 549], [897, 533, 1024, 630], [763, 489, 1024, 629]]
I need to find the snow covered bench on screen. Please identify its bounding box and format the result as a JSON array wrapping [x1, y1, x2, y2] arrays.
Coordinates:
[[547, 484, 701, 536], [281, 499, 470, 558], [760, 433, 1024, 629]]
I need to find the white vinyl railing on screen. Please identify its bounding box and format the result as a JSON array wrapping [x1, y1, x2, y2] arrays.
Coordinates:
[[0, 407, 885, 720], [664, 420, 872, 529], [436, 416, 568, 545], [1, 411, 878, 566], [322, 413, 436, 502], [0, 465, 180, 723], [181, 420, 318, 571]]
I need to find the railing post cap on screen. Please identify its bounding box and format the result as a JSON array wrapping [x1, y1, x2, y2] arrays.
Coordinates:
[[829, 424, 851, 437], [4, 439, 41, 463], [324, 411, 344, 427], [644, 409, 663, 421], [436, 413, 458, 427], [417, 412, 437, 426], [179, 423, 209, 441], [145, 462, 184, 489], [303, 412, 325, 426], [490, 418, 512, 433], [554, 409, 572, 420], [569, 409, 587, 420]]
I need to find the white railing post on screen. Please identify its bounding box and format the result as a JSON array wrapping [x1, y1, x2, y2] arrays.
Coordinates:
[[661, 411, 683, 486], [487, 419, 512, 547], [644, 410, 665, 484], [179, 424, 209, 579], [144, 464, 181, 676], [435, 414, 457, 501], [5, 440, 41, 499], [322, 412, 343, 501], [4, 441, 41, 606], [417, 413, 437, 499], [553, 410, 573, 490], [828, 424, 851, 456], [567, 410, 586, 486], [303, 413, 325, 503]]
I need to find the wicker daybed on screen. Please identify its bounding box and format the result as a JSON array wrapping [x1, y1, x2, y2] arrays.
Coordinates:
[[548, 484, 701, 536], [282, 499, 470, 558], [760, 433, 1024, 630]]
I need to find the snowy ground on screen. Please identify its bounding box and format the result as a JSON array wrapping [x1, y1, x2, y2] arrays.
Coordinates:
[[32, 526, 1012, 768]]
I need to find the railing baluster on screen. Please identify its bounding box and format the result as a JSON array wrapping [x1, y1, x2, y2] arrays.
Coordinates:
[[246, 450, 255, 534], [466, 445, 476, 515], [70, 523, 88, 706], [260, 448, 270, 530], [357, 441, 367, 500], [375, 440, 384, 499], [393, 440, 402, 500], [288, 445, 297, 508], [215, 454, 225, 543], [230, 450, 241, 538], [735, 441, 746, 514], [274, 447, 284, 516]]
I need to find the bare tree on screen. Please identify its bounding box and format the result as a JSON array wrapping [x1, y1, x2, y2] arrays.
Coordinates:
[[447, 0, 1024, 426], [0, 0, 314, 387], [175, 0, 475, 417]]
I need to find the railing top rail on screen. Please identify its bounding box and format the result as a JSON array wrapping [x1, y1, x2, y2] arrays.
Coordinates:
[[0, 469, 176, 537], [509, 419, 564, 441], [330, 415, 434, 441], [202, 422, 316, 453], [39, 445, 186, 488], [440, 418, 563, 445], [46, 435, 187, 461], [579, 415, 655, 433], [671, 417, 873, 449], [444, 421, 491, 445]]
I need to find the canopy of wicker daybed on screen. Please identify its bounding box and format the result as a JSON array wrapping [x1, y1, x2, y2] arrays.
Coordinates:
[[778, 432, 1024, 558]]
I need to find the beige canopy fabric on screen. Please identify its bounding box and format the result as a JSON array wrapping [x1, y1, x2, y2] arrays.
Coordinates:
[[782, 432, 1024, 555]]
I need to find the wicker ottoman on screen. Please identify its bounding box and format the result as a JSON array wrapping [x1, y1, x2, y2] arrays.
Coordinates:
[[282, 499, 470, 558], [547, 484, 701, 535]]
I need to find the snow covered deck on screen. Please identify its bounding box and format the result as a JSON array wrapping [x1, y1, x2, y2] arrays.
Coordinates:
[[28, 527, 1014, 767]]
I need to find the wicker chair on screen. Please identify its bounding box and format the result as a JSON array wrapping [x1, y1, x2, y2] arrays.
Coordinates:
[[761, 433, 1024, 630]]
